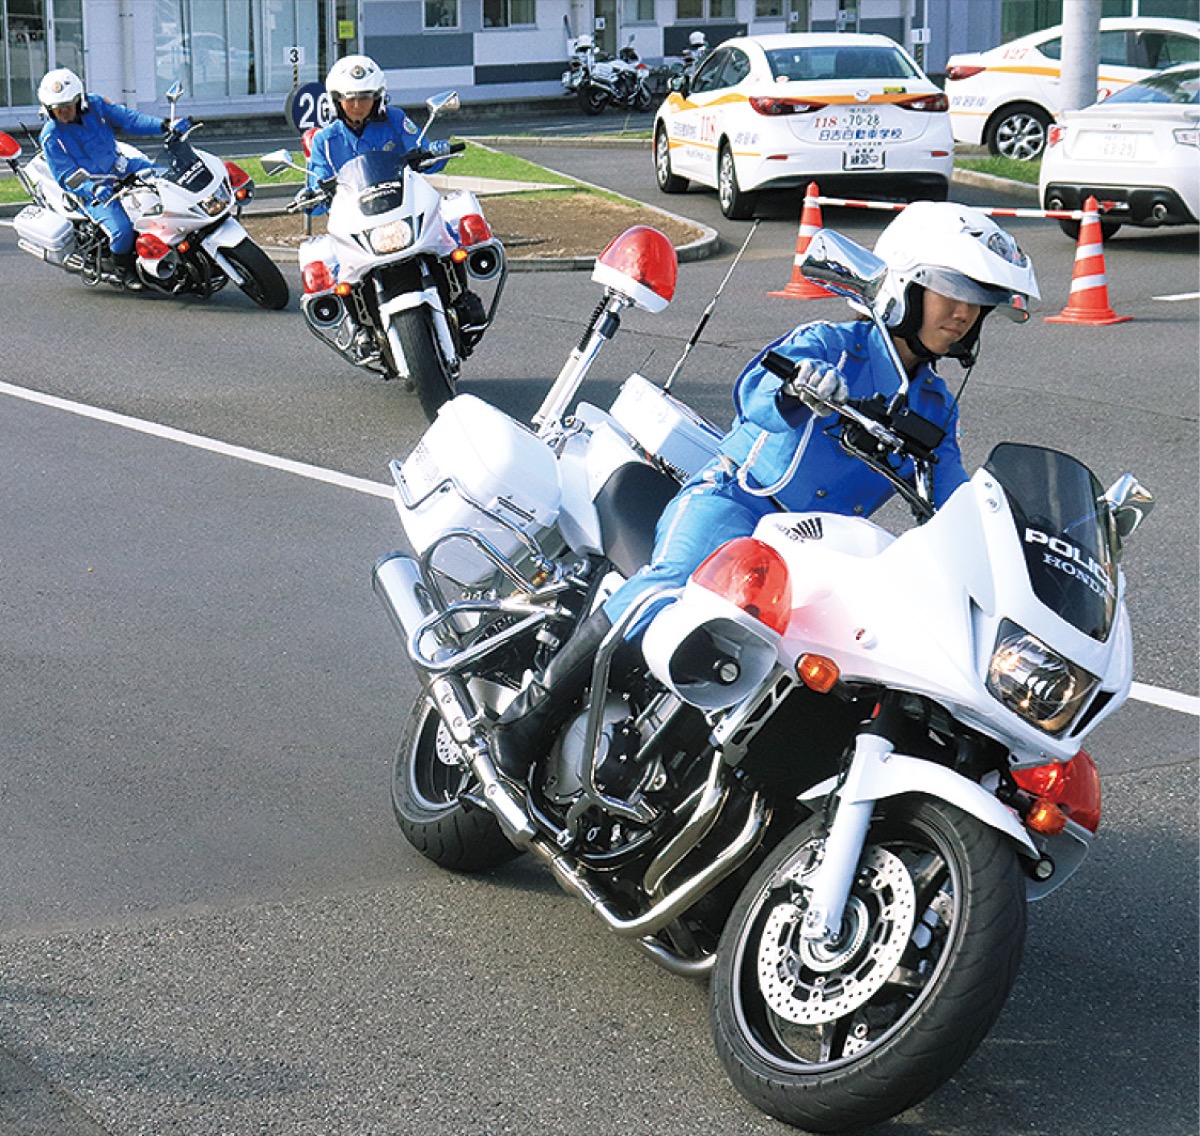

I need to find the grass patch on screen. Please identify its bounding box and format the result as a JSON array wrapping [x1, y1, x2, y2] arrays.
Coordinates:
[[956, 155, 1041, 185]]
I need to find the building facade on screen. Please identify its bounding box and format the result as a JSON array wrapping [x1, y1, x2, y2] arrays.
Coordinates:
[[0, 0, 1194, 129]]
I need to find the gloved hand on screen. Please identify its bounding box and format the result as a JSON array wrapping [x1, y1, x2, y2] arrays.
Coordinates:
[[162, 117, 191, 134], [426, 139, 452, 158], [92, 184, 113, 205], [781, 359, 849, 417]]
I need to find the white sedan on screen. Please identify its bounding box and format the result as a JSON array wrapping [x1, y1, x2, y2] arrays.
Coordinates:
[[1040, 63, 1200, 239], [945, 16, 1200, 161], [653, 33, 953, 219]]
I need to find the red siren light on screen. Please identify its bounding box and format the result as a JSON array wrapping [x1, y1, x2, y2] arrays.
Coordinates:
[[691, 537, 792, 634], [592, 225, 677, 313]]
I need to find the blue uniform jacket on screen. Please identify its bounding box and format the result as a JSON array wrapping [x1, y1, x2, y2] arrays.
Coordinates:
[[40, 95, 163, 201], [306, 107, 447, 199], [719, 318, 969, 515]]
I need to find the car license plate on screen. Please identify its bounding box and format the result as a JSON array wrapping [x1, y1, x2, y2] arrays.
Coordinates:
[[1098, 132, 1138, 160], [843, 145, 885, 170]]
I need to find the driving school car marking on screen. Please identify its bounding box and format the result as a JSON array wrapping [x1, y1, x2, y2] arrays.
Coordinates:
[[0, 377, 1193, 718]]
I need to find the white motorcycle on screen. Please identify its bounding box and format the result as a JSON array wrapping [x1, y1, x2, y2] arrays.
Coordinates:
[[0, 83, 288, 309], [372, 225, 1153, 1131], [262, 91, 506, 422], [562, 34, 654, 115]]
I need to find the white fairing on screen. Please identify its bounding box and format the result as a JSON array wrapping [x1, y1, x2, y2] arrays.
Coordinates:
[[752, 467, 1132, 765]]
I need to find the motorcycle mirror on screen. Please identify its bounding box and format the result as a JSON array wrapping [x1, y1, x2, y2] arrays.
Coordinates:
[[592, 225, 677, 313], [0, 132, 20, 160], [668, 74, 688, 94], [261, 149, 298, 177], [799, 229, 888, 308], [1103, 473, 1155, 546], [165, 81, 183, 104], [426, 91, 460, 116], [64, 168, 89, 190]]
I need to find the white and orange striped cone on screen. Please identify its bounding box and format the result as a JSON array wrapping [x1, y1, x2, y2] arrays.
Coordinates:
[[770, 182, 836, 300], [1045, 196, 1131, 326]]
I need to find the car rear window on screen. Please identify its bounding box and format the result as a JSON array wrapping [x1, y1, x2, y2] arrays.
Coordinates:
[[1103, 65, 1200, 104], [764, 45, 919, 82]]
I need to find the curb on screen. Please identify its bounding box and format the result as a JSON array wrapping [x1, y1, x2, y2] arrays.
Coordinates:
[[951, 167, 1040, 204]]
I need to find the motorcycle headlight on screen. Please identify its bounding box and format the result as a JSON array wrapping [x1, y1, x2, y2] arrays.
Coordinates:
[[197, 186, 230, 217], [986, 619, 1098, 736], [369, 220, 413, 254]]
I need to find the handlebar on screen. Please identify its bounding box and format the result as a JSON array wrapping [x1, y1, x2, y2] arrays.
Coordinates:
[[285, 141, 467, 213]]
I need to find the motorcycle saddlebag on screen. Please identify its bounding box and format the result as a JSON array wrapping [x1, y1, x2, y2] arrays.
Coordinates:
[[14, 205, 75, 266]]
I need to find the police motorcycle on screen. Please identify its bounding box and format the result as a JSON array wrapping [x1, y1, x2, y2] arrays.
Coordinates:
[[261, 92, 506, 422], [372, 224, 1153, 1131], [562, 33, 654, 115], [0, 83, 288, 309]]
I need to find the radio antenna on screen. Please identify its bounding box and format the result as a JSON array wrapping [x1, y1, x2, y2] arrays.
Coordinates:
[[663, 219, 759, 392]]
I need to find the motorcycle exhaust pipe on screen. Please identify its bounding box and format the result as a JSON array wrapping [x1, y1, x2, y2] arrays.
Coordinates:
[[372, 552, 435, 671]]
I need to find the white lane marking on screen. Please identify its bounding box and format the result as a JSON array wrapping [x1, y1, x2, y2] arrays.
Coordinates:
[[1152, 291, 1200, 302], [3, 381, 1197, 716], [0, 379, 393, 499]]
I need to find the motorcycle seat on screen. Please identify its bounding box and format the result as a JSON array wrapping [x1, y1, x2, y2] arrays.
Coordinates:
[[594, 460, 680, 578]]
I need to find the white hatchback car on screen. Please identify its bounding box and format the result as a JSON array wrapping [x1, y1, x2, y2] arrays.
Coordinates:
[[1039, 62, 1200, 239], [653, 32, 953, 219], [945, 16, 1200, 160]]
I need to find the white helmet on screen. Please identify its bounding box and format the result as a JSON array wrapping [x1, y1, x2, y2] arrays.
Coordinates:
[[689, 31, 708, 48], [325, 55, 386, 119], [38, 68, 86, 112], [873, 201, 1039, 366]]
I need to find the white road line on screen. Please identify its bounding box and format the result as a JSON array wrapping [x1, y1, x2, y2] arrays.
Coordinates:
[[1151, 291, 1200, 302], [0, 379, 393, 499], [3, 380, 1197, 717]]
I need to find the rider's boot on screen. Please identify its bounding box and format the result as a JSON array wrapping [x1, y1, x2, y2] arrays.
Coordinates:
[[113, 250, 144, 292], [490, 609, 616, 782]]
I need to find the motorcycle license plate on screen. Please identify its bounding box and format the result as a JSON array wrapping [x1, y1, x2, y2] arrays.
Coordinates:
[[843, 145, 885, 170]]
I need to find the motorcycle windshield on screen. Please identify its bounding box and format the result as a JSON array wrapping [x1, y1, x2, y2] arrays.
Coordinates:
[[984, 443, 1119, 640], [336, 151, 407, 216], [158, 137, 215, 193]]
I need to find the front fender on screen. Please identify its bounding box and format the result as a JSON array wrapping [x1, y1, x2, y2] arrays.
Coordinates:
[[800, 754, 1038, 858], [200, 216, 251, 282]]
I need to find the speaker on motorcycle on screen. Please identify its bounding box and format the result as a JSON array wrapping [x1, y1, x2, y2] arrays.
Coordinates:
[[466, 243, 502, 281], [593, 226, 677, 313], [642, 594, 780, 711], [305, 292, 345, 327]]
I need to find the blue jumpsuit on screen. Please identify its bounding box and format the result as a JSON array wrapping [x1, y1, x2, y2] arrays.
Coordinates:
[[40, 96, 163, 255], [305, 107, 447, 209], [603, 319, 970, 624]]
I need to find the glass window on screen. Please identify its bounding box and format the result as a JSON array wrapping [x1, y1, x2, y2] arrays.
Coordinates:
[[425, 0, 459, 28], [677, 0, 704, 19], [710, 0, 735, 16], [756, 0, 785, 17], [484, 0, 536, 27], [689, 47, 729, 92], [4, 0, 48, 107], [623, 0, 655, 20], [1039, 36, 1063, 61], [1098, 29, 1131, 66]]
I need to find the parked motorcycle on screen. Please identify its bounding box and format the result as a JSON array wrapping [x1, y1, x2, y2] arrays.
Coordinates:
[[562, 34, 654, 115], [0, 83, 288, 309], [372, 224, 1153, 1131], [261, 91, 506, 422]]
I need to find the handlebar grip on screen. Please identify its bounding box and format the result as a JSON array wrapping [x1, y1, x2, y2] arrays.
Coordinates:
[[449, 141, 467, 154], [760, 349, 798, 380]]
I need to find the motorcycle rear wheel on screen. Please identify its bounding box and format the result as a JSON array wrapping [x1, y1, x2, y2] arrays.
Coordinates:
[[711, 798, 1026, 1132], [389, 307, 456, 421], [224, 237, 289, 310], [391, 698, 522, 873]]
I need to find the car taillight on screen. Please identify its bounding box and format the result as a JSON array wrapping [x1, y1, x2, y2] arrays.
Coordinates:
[[749, 96, 826, 116], [1012, 749, 1102, 834], [1047, 123, 1066, 148], [897, 92, 949, 112], [691, 537, 792, 634], [946, 64, 985, 81], [1173, 126, 1200, 147]]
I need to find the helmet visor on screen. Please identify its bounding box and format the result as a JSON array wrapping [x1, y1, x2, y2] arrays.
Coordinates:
[[911, 265, 1031, 322]]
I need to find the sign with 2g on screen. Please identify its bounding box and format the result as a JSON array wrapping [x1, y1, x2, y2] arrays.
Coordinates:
[[287, 81, 335, 132]]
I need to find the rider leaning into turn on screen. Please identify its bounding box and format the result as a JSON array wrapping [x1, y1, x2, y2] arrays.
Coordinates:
[[490, 201, 1041, 781], [38, 68, 181, 291]]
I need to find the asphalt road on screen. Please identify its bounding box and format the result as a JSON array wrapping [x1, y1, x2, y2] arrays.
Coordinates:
[[0, 125, 1196, 1136]]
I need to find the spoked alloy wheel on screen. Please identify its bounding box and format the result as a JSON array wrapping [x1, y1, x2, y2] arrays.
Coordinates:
[[717, 144, 756, 220], [655, 126, 688, 193], [986, 104, 1050, 161], [711, 799, 1026, 1133], [391, 698, 521, 873]]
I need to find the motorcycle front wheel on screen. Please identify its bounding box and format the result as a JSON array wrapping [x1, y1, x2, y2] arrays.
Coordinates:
[[388, 307, 456, 421], [711, 798, 1026, 1133], [392, 698, 522, 873], [224, 237, 289, 310], [578, 85, 607, 115]]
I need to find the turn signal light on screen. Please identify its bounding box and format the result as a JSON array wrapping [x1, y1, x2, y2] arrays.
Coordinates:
[[692, 537, 791, 634], [451, 247, 469, 263], [796, 654, 839, 693], [135, 233, 171, 260], [458, 213, 492, 246], [1025, 799, 1068, 836], [302, 261, 336, 294], [1012, 749, 1102, 833]]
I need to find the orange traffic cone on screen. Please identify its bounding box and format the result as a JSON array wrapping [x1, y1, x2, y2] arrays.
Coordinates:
[[1045, 196, 1131, 326], [770, 182, 836, 300]]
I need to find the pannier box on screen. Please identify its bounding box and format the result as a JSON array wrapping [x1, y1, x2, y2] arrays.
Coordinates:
[[395, 395, 562, 587], [608, 373, 723, 481], [14, 205, 75, 266]]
